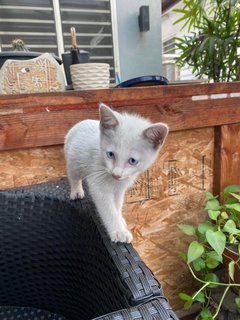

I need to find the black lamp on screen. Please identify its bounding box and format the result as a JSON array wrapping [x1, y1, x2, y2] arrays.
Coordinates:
[[138, 5, 150, 32]]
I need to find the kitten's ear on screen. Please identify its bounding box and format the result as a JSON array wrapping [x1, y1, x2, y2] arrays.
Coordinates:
[[143, 123, 169, 149], [99, 103, 119, 130]]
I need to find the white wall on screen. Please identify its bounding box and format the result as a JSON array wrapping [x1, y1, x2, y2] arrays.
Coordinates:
[[161, 1, 200, 81], [162, 2, 187, 43], [115, 0, 162, 82]]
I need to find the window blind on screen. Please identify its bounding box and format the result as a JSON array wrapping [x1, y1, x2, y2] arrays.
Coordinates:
[[0, 0, 115, 81]]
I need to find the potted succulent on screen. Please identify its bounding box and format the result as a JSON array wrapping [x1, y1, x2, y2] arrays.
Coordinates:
[[178, 185, 240, 319], [0, 39, 61, 69]]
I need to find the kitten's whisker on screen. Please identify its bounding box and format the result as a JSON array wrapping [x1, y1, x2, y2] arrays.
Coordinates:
[[74, 162, 106, 170], [81, 170, 108, 181]]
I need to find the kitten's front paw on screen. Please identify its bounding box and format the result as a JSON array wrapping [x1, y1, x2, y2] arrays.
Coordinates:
[[109, 228, 133, 243], [70, 189, 85, 200]]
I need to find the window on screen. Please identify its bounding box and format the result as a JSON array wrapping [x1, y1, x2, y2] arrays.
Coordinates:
[[162, 38, 180, 81], [0, 0, 115, 81], [163, 38, 176, 55]]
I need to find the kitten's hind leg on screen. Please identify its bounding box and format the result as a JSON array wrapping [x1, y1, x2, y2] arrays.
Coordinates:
[[69, 176, 85, 200]]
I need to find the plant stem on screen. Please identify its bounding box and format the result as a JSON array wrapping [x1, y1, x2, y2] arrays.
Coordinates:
[[188, 263, 240, 287], [212, 286, 230, 319], [188, 264, 233, 319], [192, 282, 210, 300]]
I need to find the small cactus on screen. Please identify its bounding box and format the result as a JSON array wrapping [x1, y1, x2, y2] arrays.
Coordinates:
[[12, 39, 29, 51]]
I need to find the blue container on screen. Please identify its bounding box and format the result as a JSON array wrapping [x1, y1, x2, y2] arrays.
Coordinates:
[[116, 75, 168, 88]]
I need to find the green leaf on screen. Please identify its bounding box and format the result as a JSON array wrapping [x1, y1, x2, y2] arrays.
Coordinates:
[[206, 251, 223, 263], [223, 220, 240, 235], [235, 297, 240, 313], [192, 258, 205, 272], [187, 241, 205, 263], [225, 197, 238, 205], [224, 185, 240, 196], [230, 192, 240, 201], [205, 198, 221, 211], [198, 221, 216, 235], [206, 230, 226, 256], [178, 251, 187, 263], [225, 203, 240, 212], [205, 192, 215, 200], [179, 292, 192, 301], [194, 291, 205, 303], [199, 307, 213, 320], [206, 257, 220, 269], [229, 261, 235, 281], [179, 292, 193, 309], [204, 273, 219, 288], [178, 224, 196, 236], [208, 210, 221, 220]]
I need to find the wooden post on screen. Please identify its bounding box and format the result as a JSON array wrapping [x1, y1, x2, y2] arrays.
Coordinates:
[[214, 124, 240, 197]]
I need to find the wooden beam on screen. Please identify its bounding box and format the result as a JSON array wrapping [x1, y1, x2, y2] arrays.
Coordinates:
[[215, 124, 240, 195], [0, 82, 239, 110], [0, 82, 240, 150]]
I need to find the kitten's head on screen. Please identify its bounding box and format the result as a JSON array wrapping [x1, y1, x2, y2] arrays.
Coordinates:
[[99, 103, 168, 181]]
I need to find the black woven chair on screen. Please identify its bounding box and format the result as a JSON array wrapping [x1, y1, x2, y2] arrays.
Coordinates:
[[0, 178, 178, 320]]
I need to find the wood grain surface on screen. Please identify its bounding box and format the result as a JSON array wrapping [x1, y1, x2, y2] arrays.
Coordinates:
[[0, 82, 240, 150], [214, 124, 240, 196]]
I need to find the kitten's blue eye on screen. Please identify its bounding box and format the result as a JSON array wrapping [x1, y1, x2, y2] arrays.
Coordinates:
[[106, 151, 115, 159], [128, 158, 139, 166]]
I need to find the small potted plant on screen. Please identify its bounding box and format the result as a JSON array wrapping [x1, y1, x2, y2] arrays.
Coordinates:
[[0, 39, 61, 69], [178, 185, 240, 319]]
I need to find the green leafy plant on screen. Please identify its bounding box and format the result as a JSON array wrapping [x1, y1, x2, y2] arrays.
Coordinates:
[[178, 185, 240, 319], [174, 0, 240, 82]]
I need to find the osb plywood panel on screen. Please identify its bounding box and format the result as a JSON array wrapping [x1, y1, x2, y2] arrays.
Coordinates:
[[123, 128, 214, 310], [0, 128, 214, 311], [0, 145, 66, 189]]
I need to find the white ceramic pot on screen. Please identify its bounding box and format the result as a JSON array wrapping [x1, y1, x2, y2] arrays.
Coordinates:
[[70, 63, 110, 90]]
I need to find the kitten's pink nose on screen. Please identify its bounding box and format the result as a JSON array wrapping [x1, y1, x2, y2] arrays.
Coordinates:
[[112, 173, 121, 180]]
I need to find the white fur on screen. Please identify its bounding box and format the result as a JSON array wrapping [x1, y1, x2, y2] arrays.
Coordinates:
[[64, 103, 168, 243]]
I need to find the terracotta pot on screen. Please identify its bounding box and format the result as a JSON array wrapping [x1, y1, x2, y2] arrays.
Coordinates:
[[223, 246, 240, 295]]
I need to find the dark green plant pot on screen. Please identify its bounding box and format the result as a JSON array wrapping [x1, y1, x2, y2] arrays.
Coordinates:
[[61, 50, 90, 85]]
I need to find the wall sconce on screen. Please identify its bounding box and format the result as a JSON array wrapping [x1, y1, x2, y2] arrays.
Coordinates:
[[138, 5, 150, 32]]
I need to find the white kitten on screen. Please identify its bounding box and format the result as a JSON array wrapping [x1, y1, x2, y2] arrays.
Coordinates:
[[64, 103, 168, 243]]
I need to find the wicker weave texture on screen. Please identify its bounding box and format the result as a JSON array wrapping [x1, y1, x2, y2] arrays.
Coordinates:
[[0, 306, 66, 320], [0, 192, 128, 319], [94, 299, 176, 320], [0, 179, 178, 320]]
